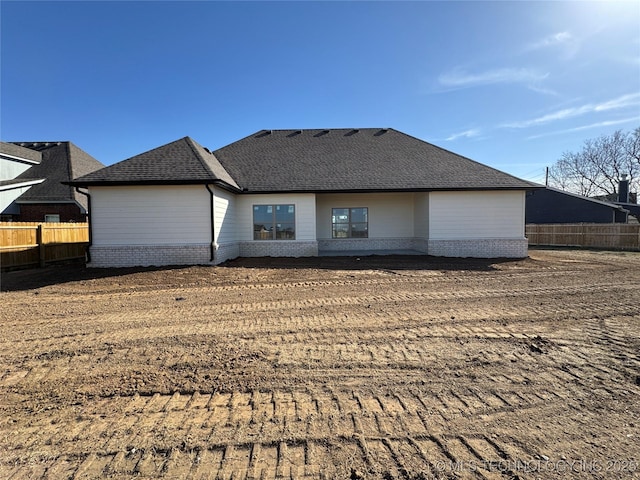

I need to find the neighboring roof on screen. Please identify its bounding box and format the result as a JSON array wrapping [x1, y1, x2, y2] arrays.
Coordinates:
[[614, 201, 640, 218], [526, 186, 629, 224], [0, 142, 42, 164], [542, 186, 629, 211], [9, 142, 105, 209], [70, 128, 537, 192], [70, 137, 239, 189]]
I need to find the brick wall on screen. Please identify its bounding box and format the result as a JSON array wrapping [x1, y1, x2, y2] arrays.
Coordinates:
[[214, 243, 240, 264], [89, 245, 212, 267], [427, 238, 528, 258], [239, 241, 318, 258], [318, 237, 417, 252], [17, 203, 86, 223]]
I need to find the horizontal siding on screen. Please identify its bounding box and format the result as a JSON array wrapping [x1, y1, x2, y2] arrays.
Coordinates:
[[1, 159, 31, 180], [91, 186, 211, 245], [316, 193, 414, 239], [413, 193, 429, 239], [1, 186, 32, 213], [429, 191, 525, 239], [236, 194, 316, 241], [214, 187, 236, 245]]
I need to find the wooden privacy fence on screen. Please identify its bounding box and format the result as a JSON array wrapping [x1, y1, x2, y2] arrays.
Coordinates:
[[0, 222, 89, 270], [526, 223, 640, 251]]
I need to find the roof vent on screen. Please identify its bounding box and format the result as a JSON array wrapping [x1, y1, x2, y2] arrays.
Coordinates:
[[314, 130, 330, 137], [287, 130, 303, 137], [204, 147, 211, 154], [256, 130, 272, 138], [374, 129, 388, 136], [345, 129, 359, 136]]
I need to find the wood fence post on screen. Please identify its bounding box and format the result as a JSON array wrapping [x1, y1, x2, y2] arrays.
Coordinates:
[[37, 224, 45, 268]]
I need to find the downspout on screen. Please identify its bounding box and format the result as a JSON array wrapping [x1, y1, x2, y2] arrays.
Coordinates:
[[75, 187, 92, 263], [205, 184, 215, 262]]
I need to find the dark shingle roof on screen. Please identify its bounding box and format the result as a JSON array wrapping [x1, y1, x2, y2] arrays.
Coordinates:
[[213, 128, 537, 192], [10, 142, 104, 209], [71, 137, 239, 189], [0, 142, 42, 163], [70, 129, 536, 192]]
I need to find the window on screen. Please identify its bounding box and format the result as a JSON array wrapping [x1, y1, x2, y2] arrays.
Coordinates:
[[44, 214, 60, 223], [332, 207, 368, 238], [253, 204, 295, 240]]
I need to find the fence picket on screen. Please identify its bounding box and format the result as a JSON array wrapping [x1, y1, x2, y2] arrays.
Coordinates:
[[526, 223, 640, 251], [0, 222, 89, 269]]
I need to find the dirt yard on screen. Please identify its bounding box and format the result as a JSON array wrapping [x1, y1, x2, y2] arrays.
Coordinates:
[[0, 248, 638, 479]]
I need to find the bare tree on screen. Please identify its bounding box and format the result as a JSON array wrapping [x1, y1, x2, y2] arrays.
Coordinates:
[[548, 128, 640, 200]]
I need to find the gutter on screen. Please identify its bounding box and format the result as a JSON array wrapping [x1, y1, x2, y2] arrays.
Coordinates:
[[74, 187, 92, 263], [205, 184, 215, 262]]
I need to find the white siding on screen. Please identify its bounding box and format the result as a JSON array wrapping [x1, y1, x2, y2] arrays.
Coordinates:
[[316, 193, 414, 239], [429, 191, 525, 239], [413, 192, 429, 239], [236, 194, 316, 241], [0, 186, 32, 213], [213, 187, 236, 245], [1, 157, 32, 181], [91, 185, 211, 245]]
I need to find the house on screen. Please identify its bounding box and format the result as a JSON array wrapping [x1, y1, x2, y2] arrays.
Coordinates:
[[68, 128, 539, 267], [1, 143, 45, 220], [526, 186, 630, 224], [0, 141, 104, 222]]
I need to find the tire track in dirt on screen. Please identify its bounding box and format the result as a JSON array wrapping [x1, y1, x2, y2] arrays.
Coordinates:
[[2, 250, 639, 479], [1, 387, 560, 479]]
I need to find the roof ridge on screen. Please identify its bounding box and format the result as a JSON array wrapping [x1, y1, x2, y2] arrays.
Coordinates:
[[64, 142, 75, 200], [183, 136, 218, 180]]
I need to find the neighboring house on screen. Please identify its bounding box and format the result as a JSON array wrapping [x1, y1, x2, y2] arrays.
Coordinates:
[[0, 143, 45, 220], [0, 141, 104, 222], [69, 128, 539, 267], [526, 187, 630, 224], [593, 177, 640, 222]]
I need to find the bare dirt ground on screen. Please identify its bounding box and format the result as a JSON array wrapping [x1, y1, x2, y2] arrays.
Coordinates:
[[0, 248, 638, 479]]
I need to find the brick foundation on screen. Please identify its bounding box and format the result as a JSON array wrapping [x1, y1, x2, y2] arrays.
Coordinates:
[[239, 241, 318, 258], [427, 238, 528, 258], [89, 245, 212, 267], [214, 243, 240, 264], [318, 237, 422, 252], [87, 238, 528, 267]]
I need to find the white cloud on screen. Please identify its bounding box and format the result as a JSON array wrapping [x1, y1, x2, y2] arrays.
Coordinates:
[[527, 84, 560, 97], [527, 117, 640, 140], [503, 92, 640, 128], [438, 67, 549, 88], [445, 128, 481, 141], [525, 32, 573, 51]]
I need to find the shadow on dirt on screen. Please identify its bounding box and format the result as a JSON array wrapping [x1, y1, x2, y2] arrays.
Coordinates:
[[222, 254, 523, 272], [1, 264, 187, 292], [1, 255, 525, 292]]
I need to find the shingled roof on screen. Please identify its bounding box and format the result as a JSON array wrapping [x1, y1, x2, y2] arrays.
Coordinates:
[[71, 137, 239, 189], [214, 128, 536, 192], [70, 129, 537, 192], [0, 142, 42, 164], [10, 142, 104, 208]]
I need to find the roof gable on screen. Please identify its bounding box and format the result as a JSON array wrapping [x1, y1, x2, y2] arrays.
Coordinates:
[[10, 142, 104, 207], [213, 128, 536, 192], [72, 137, 239, 189]]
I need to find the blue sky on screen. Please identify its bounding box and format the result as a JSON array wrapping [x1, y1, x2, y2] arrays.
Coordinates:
[[2, 1, 639, 184]]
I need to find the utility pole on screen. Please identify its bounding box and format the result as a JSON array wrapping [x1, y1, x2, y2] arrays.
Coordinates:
[[545, 166, 549, 186]]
